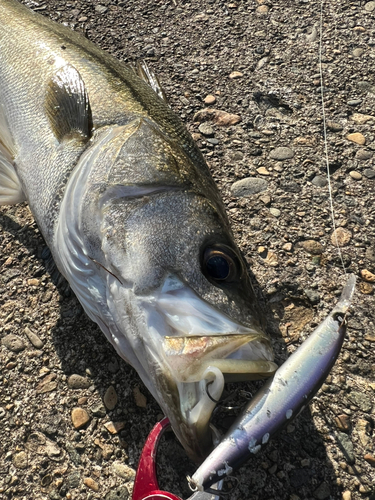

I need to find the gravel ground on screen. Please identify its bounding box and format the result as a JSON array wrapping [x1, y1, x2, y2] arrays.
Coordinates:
[[1, 1, 375, 499]]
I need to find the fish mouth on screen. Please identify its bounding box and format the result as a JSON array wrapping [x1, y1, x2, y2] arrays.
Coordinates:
[[137, 274, 277, 461]]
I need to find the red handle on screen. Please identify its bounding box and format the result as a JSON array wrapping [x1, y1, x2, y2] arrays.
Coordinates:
[[132, 417, 184, 500]]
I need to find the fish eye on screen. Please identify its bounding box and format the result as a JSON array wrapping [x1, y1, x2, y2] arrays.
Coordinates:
[[202, 245, 240, 283]]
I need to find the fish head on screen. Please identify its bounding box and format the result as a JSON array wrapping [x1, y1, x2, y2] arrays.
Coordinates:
[[71, 121, 276, 461]]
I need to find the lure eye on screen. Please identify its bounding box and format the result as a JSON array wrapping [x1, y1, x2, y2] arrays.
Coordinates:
[[202, 245, 240, 283]]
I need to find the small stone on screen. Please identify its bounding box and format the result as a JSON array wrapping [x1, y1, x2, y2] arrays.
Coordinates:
[[27, 278, 40, 286], [133, 386, 147, 408], [304, 289, 320, 305], [359, 282, 373, 294], [269, 147, 294, 160], [104, 385, 118, 410], [346, 132, 366, 145], [364, 1, 375, 11], [331, 228, 352, 247], [77, 396, 88, 405], [229, 71, 243, 79], [327, 121, 343, 132], [360, 269, 375, 282], [112, 462, 136, 481], [301, 240, 324, 255], [347, 99, 362, 106], [356, 419, 370, 447], [312, 175, 328, 187], [342, 491, 351, 500], [24, 327, 43, 349], [105, 486, 129, 500], [198, 123, 214, 136], [104, 421, 126, 434], [269, 208, 281, 217], [256, 4, 269, 14], [257, 167, 270, 176], [363, 168, 375, 178], [350, 112, 374, 124], [13, 451, 28, 469], [101, 444, 114, 460], [95, 5, 107, 14], [231, 177, 268, 197], [334, 414, 351, 432], [282, 242, 293, 252], [356, 149, 373, 160], [67, 472, 80, 489], [364, 453, 375, 466], [204, 94, 216, 105], [347, 390, 372, 412], [91, 402, 106, 418], [71, 408, 90, 429], [349, 171, 362, 180], [36, 373, 58, 394], [207, 138, 219, 145], [366, 248, 375, 262], [259, 194, 271, 205], [352, 48, 364, 57], [1, 334, 26, 352], [68, 374, 91, 389], [193, 108, 241, 126], [314, 481, 330, 500], [264, 251, 278, 267], [84, 478, 99, 492], [78, 16, 87, 22], [336, 432, 355, 463]]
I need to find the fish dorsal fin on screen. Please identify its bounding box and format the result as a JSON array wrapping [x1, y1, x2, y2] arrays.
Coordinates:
[[134, 60, 169, 104], [45, 64, 92, 143], [0, 145, 25, 205]]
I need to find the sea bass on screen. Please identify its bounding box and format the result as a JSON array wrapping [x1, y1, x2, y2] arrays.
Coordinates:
[[0, 0, 276, 461]]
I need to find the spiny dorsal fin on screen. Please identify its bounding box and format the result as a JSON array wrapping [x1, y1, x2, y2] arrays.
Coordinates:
[[134, 60, 169, 104], [0, 146, 25, 205], [45, 64, 92, 143]]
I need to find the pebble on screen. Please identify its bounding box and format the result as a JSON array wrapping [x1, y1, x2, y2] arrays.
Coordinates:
[[36, 373, 57, 394], [352, 48, 364, 57], [256, 4, 269, 14], [360, 269, 375, 282], [104, 421, 126, 434], [193, 108, 241, 126], [67, 374, 91, 389], [342, 491, 351, 500], [327, 121, 343, 132], [91, 402, 106, 418], [356, 149, 373, 160], [71, 408, 90, 429], [259, 194, 271, 205], [363, 168, 375, 178], [301, 240, 324, 255], [304, 289, 320, 305], [334, 414, 351, 432], [264, 251, 278, 267], [312, 175, 327, 187], [349, 171, 362, 180], [331, 227, 352, 247], [346, 132, 366, 145], [24, 327, 43, 349], [1, 334, 26, 352], [112, 462, 136, 481], [347, 391, 372, 412], [366, 247, 375, 262], [350, 112, 374, 124], [257, 167, 270, 176], [27, 278, 40, 286], [198, 123, 214, 136], [229, 71, 243, 79], [314, 481, 330, 500], [207, 138, 219, 145], [231, 177, 268, 197], [347, 99, 362, 106], [84, 478, 99, 492], [359, 282, 373, 294], [133, 386, 147, 408], [105, 486, 129, 500], [78, 16, 87, 22], [95, 5, 108, 14], [336, 432, 355, 464], [356, 419, 370, 447], [269, 208, 281, 217], [204, 94, 216, 105], [104, 385, 118, 410], [282, 242, 293, 252], [12, 451, 28, 469], [67, 472, 80, 489], [364, 1, 375, 11], [364, 454, 375, 466], [269, 147, 294, 160]]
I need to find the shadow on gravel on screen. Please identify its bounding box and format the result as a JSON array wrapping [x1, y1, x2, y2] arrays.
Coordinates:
[[0, 211, 341, 500]]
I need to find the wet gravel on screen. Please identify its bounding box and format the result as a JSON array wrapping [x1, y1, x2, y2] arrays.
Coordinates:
[[1, 1, 374, 499]]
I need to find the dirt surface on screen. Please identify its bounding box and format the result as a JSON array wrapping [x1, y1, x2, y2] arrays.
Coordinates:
[[1, 1, 375, 499]]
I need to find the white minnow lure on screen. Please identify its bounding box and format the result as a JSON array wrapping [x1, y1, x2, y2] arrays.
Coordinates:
[[190, 274, 356, 492]]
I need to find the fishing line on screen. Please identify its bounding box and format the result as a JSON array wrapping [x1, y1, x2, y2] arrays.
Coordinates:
[[318, 0, 347, 275]]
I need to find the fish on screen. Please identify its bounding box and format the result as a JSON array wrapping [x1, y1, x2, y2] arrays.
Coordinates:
[[190, 274, 356, 491], [0, 0, 277, 462]]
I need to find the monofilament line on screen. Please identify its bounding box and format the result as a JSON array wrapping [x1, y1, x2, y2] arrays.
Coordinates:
[[318, 0, 347, 275]]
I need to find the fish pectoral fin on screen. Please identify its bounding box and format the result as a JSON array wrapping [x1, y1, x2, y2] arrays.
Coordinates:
[[45, 64, 92, 144], [0, 147, 25, 206], [133, 60, 169, 105]]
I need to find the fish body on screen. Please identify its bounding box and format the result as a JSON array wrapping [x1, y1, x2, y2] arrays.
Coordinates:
[[0, 0, 275, 461]]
